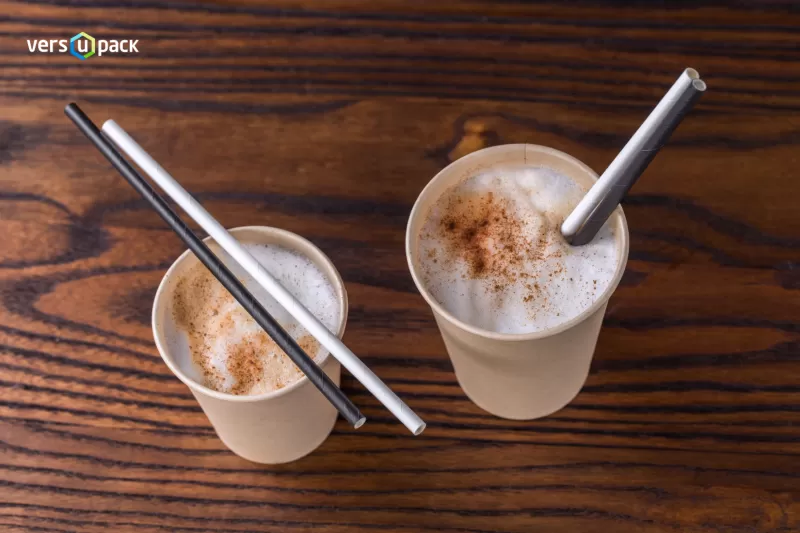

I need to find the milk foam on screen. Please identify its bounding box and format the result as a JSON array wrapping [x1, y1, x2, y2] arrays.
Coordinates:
[[417, 165, 619, 334], [172, 243, 339, 395]]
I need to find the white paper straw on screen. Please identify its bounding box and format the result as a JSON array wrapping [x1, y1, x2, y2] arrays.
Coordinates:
[[561, 68, 706, 245], [103, 120, 426, 436]]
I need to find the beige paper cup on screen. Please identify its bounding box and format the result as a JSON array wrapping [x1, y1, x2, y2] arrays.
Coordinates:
[[406, 144, 629, 420], [152, 226, 348, 463]]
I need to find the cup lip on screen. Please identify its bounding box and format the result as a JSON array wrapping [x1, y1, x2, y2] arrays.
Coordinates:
[[405, 143, 630, 342], [151, 225, 348, 403]]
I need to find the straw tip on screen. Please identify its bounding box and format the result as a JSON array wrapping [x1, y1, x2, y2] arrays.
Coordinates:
[[685, 68, 700, 79], [692, 79, 707, 92], [413, 422, 427, 436], [64, 102, 80, 116], [560, 220, 578, 243], [354, 416, 366, 429]]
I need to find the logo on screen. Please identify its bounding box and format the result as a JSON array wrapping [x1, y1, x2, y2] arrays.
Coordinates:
[[70, 32, 95, 60], [27, 32, 139, 60]]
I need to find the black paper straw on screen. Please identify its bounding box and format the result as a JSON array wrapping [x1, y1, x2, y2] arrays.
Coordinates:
[[64, 103, 365, 428]]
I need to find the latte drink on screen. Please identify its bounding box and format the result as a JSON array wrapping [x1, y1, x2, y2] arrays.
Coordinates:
[[407, 145, 629, 420], [152, 226, 348, 464], [417, 165, 620, 334], [172, 243, 340, 396]]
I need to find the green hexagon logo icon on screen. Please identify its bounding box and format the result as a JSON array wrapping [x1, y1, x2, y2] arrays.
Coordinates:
[[70, 32, 95, 60]]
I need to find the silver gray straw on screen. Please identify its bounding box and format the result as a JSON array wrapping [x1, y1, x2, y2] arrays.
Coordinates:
[[561, 68, 707, 245]]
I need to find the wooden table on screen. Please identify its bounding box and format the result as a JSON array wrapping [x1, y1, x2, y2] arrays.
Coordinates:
[[1, 2, 798, 532]]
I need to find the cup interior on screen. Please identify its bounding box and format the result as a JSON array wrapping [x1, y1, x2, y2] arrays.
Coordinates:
[[406, 144, 630, 341], [152, 226, 348, 402]]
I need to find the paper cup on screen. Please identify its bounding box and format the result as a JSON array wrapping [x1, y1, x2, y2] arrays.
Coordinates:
[[152, 226, 348, 463], [406, 144, 629, 420]]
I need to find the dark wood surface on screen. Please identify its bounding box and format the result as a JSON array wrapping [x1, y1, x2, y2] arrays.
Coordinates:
[[1, 1, 799, 532]]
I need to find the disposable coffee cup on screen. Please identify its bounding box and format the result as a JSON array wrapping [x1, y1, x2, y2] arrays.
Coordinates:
[[406, 144, 629, 420], [152, 226, 348, 463]]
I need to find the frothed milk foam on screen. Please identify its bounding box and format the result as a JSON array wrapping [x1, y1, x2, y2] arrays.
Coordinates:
[[172, 243, 339, 395], [417, 164, 619, 334]]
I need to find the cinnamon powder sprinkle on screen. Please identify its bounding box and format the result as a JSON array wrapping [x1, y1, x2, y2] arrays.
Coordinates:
[[173, 266, 229, 391], [436, 188, 549, 299], [172, 264, 320, 395], [226, 332, 267, 395]]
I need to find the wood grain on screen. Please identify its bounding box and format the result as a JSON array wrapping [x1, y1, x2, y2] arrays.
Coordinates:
[[1, 1, 799, 531]]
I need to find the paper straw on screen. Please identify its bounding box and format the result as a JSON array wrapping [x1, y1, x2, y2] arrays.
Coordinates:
[[63, 103, 365, 428], [103, 120, 427, 436], [561, 68, 707, 245]]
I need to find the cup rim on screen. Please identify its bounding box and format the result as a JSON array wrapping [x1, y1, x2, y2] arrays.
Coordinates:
[[151, 225, 348, 403], [405, 143, 630, 342]]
